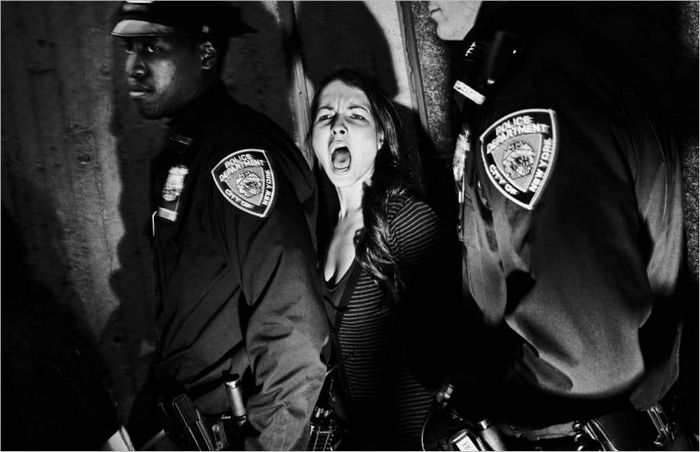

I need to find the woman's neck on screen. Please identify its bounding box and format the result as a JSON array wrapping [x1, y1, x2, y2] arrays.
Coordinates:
[[336, 184, 364, 219]]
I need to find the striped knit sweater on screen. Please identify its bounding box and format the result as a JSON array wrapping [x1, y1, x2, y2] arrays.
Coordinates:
[[327, 194, 443, 450]]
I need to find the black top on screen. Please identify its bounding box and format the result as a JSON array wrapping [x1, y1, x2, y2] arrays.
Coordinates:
[[149, 81, 328, 450]]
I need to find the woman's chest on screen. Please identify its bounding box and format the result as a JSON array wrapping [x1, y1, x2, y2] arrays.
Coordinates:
[[324, 214, 363, 284]]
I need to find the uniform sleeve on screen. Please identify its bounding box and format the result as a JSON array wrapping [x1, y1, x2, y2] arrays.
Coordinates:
[[625, 108, 685, 407], [216, 158, 328, 450], [478, 97, 685, 405], [630, 111, 684, 304]]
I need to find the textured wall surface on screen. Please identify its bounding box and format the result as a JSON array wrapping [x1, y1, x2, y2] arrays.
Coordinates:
[[2, 1, 157, 419], [677, 2, 699, 280], [1, 0, 697, 428]]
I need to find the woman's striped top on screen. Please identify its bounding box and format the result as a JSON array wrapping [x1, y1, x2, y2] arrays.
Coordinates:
[[328, 194, 443, 450]]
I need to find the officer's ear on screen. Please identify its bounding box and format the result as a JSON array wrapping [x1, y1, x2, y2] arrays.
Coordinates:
[[377, 131, 385, 150], [200, 41, 218, 71]]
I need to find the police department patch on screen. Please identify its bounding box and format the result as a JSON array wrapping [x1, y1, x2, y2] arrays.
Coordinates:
[[480, 109, 557, 210], [211, 149, 276, 218]]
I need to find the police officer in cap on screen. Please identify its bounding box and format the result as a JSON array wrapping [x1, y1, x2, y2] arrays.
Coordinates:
[[111, 2, 328, 449], [426, 1, 693, 450]]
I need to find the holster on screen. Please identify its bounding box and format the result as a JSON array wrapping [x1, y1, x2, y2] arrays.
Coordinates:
[[423, 385, 689, 451], [157, 393, 243, 450], [158, 393, 214, 450], [575, 403, 684, 450], [499, 402, 688, 451]]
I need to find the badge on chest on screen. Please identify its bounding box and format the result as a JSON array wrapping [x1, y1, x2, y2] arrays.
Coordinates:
[[157, 164, 189, 222], [480, 109, 558, 210]]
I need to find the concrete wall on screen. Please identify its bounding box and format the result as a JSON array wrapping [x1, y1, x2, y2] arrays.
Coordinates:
[[2, 1, 697, 423]]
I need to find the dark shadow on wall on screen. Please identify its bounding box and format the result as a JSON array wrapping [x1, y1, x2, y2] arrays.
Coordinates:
[[1, 205, 121, 450], [102, 24, 165, 421], [225, 1, 297, 138], [1, 1, 131, 437], [296, 1, 457, 241], [102, 2, 294, 443]]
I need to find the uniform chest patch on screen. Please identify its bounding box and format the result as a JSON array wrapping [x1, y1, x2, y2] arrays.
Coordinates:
[[480, 109, 557, 210], [211, 149, 276, 218]]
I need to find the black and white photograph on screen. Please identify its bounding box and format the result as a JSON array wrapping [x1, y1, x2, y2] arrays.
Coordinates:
[[1, 1, 698, 450]]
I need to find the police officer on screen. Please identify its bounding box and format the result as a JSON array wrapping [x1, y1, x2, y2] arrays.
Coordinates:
[[111, 2, 328, 449], [428, 2, 692, 450]]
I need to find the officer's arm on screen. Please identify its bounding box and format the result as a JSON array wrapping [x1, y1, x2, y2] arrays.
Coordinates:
[[221, 161, 327, 450], [629, 111, 684, 303], [626, 109, 685, 406], [491, 102, 685, 399]]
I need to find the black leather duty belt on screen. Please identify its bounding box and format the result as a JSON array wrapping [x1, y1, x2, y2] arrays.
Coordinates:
[[498, 403, 681, 451]]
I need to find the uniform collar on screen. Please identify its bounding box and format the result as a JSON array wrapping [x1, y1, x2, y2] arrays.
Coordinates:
[[453, 2, 574, 110], [451, 2, 512, 113], [166, 80, 230, 155]]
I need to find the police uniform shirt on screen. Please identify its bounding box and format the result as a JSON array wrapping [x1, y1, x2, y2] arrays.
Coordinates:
[[454, 3, 685, 426], [150, 80, 328, 450]]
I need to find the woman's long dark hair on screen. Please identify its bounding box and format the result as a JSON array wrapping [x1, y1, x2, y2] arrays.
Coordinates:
[[307, 68, 422, 304]]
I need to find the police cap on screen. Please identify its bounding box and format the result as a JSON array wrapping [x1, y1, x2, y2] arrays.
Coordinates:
[[111, 1, 255, 38]]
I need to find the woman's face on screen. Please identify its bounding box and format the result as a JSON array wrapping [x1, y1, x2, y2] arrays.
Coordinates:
[[311, 80, 384, 189]]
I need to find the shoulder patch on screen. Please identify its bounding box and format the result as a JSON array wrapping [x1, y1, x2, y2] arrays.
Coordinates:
[[480, 109, 558, 210], [211, 149, 276, 218]]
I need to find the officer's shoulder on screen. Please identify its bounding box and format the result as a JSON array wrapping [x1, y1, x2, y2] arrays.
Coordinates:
[[211, 105, 295, 159], [220, 102, 287, 143], [204, 97, 316, 217], [205, 105, 306, 219]]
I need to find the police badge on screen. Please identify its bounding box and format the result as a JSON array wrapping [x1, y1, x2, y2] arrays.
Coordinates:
[[157, 164, 189, 222], [211, 149, 276, 218], [480, 109, 557, 210]]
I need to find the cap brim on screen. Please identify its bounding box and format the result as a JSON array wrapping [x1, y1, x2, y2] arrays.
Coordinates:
[[111, 20, 177, 37]]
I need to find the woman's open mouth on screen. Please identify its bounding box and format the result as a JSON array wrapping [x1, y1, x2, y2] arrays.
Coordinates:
[[331, 146, 351, 173]]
